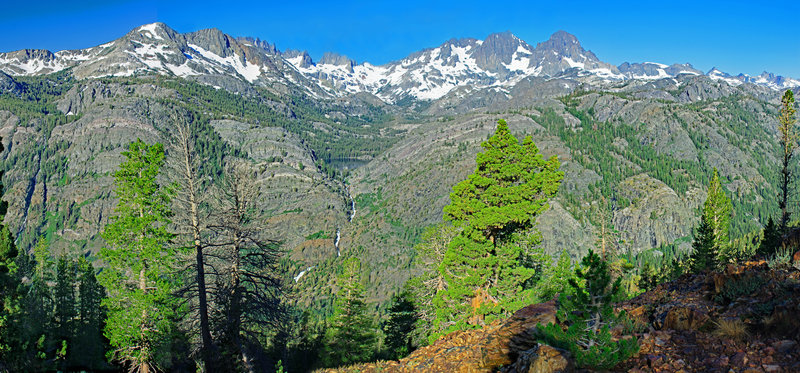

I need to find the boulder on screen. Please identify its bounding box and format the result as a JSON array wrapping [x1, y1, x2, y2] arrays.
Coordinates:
[[772, 340, 797, 354], [502, 344, 573, 373], [661, 306, 709, 331]]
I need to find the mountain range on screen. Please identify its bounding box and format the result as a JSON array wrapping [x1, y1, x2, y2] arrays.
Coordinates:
[[1, 23, 798, 103], [0, 22, 794, 306]]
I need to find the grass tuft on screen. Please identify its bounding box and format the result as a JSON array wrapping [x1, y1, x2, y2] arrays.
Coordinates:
[[713, 319, 749, 341]]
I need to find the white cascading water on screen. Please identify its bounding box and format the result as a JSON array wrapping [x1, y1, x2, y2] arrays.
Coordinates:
[[293, 266, 315, 282], [334, 229, 341, 257]]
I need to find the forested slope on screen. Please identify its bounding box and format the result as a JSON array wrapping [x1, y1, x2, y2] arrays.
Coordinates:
[[0, 68, 790, 310]]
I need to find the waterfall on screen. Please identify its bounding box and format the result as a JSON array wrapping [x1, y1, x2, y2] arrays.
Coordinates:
[[334, 229, 341, 257], [293, 266, 315, 282]]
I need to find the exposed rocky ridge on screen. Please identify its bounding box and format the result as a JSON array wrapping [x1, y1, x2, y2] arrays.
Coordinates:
[[322, 261, 800, 372], [0, 49, 61, 75], [318, 52, 356, 71], [285, 29, 798, 102], [288, 30, 625, 102], [318, 301, 566, 373]]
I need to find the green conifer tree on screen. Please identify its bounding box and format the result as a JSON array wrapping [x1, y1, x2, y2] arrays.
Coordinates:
[[778, 90, 797, 230], [324, 257, 376, 367], [434, 119, 563, 336], [536, 251, 638, 370], [382, 291, 416, 359], [99, 139, 180, 373], [407, 223, 458, 345], [0, 224, 17, 361], [758, 216, 781, 256], [16, 239, 56, 369], [77, 258, 106, 369], [692, 169, 732, 271], [53, 256, 77, 368], [533, 251, 579, 301]]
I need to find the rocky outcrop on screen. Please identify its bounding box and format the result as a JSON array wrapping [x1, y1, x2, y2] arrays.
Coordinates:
[[0, 71, 21, 95], [326, 263, 799, 373], [321, 301, 558, 373], [619, 262, 800, 372], [536, 201, 595, 259], [318, 52, 356, 73], [613, 175, 699, 251], [529, 31, 617, 78], [471, 31, 531, 74], [283, 49, 314, 68]]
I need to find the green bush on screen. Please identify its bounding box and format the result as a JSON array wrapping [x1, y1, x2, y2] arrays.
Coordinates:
[[306, 230, 332, 240], [713, 275, 766, 303]]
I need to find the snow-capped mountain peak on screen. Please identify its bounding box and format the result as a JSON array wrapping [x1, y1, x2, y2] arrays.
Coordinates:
[[1, 24, 798, 102], [0, 23, 330, 96]]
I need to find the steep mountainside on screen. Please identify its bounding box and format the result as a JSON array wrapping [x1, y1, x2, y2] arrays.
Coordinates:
[[0, 23, 797, 309], [0, 77, 349, 257]]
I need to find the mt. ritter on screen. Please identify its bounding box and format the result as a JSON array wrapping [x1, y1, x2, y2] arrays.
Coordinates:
[[0, 22, 795, 308]]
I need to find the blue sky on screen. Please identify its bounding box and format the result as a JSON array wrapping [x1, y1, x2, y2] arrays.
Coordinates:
[[2, 0, 799, 77]]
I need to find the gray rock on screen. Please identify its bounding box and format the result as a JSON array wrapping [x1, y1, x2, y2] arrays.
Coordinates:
[[282, 49, 314, 68], [0, 71, 21, 95], [318, 52, 355, 73]]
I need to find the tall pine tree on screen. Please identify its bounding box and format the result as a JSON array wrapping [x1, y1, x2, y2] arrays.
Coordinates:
[[53, 256, 77, 368], [77, 257, 106, 370], [382, 291, 417, 359], [778, 89, 797, 231], [99, 139, 181, 373], [434, 119, 562, 336], [692, 169, 732, 271], [324, 257, 376, 367]]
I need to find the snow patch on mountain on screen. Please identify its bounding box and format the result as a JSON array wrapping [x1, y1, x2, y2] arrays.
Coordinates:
[[138, 23, 165, 41], [189, 44, 262, 82], [707, 68, 744, 86]]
